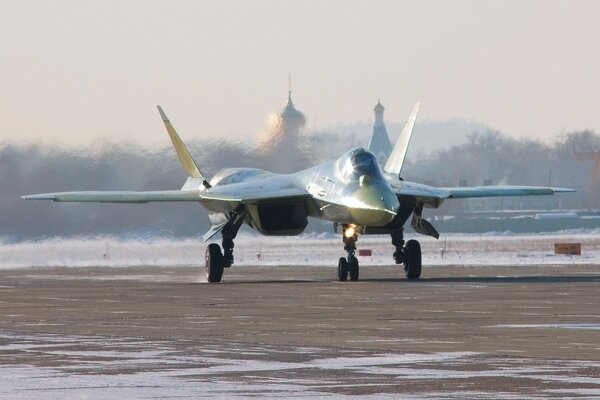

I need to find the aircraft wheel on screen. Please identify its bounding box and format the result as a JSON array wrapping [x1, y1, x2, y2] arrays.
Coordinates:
[[348, 258, 359, 281], [206, 243, 224, 283], [404, 239, 422, 280], [337, 257, 348, 282]]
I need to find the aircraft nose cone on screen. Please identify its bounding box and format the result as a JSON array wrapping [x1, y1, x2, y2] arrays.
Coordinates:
[[378, 190, 401, 216], [350, 183, 400, 226]]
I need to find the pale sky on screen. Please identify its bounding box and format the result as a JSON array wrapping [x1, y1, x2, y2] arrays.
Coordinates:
[[1, 0, 599, 148]]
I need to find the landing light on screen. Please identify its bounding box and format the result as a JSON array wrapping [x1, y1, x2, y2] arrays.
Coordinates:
[[344, 225, 356, 238]]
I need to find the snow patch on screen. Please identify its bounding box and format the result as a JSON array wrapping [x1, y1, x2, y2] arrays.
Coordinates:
[[1, 332, 599, 399], [1, 232, 599, 269]]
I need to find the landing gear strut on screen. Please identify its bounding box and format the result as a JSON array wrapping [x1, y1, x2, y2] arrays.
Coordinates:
[[391, 229, 422, 280], [205, 208, 246, 283], [338, 224, 359, 281]]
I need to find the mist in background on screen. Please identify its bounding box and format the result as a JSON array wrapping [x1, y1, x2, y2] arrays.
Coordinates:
[[2, 1, 599, 240], [2, 118, 599, 240]]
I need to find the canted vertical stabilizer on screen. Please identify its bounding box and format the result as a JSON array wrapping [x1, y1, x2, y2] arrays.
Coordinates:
[[384, 102, 420, 177], [157, 106, 210, 188]]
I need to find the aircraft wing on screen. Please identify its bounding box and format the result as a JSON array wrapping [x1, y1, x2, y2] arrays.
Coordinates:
[[395, 183, 450, 199], [22, 187, 311, 204], [204, 188, 310, 203], [22, 190, 203, 203], [442, 186, 575, 199], [393, 182, 574, 207]]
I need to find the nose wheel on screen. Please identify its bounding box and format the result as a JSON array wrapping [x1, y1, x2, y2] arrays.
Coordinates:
[[337, 257, 348, 281], [337, 256, 359, 281], [338, 225, 360, 281]]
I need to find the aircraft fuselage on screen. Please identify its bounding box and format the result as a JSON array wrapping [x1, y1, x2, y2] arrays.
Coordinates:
[[189, 148, 410, 235]]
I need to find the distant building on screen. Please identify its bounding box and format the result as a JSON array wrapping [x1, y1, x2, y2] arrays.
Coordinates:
[[258, 90, 312, 173], [280, 91, 306, 138], [367, 100, 393, 165]]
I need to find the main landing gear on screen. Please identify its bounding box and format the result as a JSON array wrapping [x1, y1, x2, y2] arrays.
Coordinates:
[[205, 243, 224, 283], [205, 210, 245, 283], [391, 229, 422, 280], [338, 224, 360, 282]]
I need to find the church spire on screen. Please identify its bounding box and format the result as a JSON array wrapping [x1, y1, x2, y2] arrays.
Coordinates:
[[280, 77, 305, 130], [368, 99, 393, 165], [374, 99, 385, 127], [287, 73, 293, 106]]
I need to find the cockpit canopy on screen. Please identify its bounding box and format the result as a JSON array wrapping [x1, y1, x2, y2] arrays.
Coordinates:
[[338, 148, 386, 181]]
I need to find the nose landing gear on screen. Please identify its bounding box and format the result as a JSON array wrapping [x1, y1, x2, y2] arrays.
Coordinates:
[[338, 224, 360, 281]]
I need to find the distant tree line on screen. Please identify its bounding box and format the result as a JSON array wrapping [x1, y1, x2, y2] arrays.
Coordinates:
[[1, 129, 598, 240], [402, 130, 599, 211]]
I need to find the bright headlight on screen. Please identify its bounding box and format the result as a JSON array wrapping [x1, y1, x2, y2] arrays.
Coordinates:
[[344, 225, 356, 238]]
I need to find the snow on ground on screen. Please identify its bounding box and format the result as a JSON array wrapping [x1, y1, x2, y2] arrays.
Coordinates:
[[0, 231, 599, 269], [1, 332, 599, 399]]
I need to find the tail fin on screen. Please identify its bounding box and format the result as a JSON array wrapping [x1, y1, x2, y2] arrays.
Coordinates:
[[384, 102, 420, 177], [157, 106, 211, 188]]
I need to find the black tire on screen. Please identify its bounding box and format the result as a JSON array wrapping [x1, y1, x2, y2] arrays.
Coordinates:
[[206, 243, 224, 283], [348, 258, 359, 281], [337, 257, 348, 282], [404, 239, 422, 280]]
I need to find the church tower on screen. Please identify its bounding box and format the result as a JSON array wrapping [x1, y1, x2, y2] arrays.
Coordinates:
[[280, 90, 305, 138], [258, 88, 312, 173], [367, 100, 393, 165]]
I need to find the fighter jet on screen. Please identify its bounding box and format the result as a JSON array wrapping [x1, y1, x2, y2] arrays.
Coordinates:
[[23, 104, 573, 282]]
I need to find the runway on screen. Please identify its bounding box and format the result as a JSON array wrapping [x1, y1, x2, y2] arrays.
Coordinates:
[[1, 264, 599, 399]]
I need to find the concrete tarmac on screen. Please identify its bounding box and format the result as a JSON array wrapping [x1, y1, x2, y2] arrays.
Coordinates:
[[1, 264, 600, 399]]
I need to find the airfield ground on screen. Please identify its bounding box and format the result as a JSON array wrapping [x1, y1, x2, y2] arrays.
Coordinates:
[[0, 263, 599, 399]]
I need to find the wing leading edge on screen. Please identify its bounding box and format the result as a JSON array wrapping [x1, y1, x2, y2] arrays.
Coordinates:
[[22, 191, 201, 203], [393, 183, 574, 205], [22, 187, 311, 205], [25, 185, 571, 204], [443, 186, 575, 199]]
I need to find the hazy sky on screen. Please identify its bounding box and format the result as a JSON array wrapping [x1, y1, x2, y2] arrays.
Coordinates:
[[1, 0, 598, 148]]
